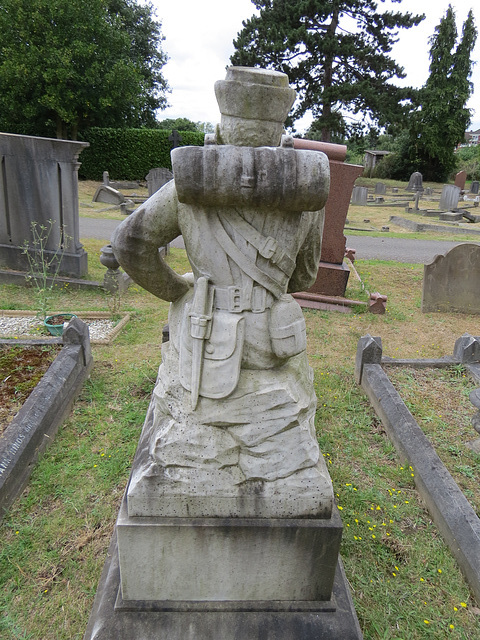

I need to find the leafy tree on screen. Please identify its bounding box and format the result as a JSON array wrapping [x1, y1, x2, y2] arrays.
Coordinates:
[[0, 0, 169, 139], [231, 0, 424, 141], [156, 119, 215, 133], [106, 0, 170, 128], [157, 117, 199, 132], [195, 121, 215, 134], [407, 6, 477, 182], [455, 145, 480, 181]]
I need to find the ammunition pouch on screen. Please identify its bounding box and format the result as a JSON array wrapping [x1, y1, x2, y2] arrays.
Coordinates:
[[179, 304, 245, 399], [269, 294, 307, 359]]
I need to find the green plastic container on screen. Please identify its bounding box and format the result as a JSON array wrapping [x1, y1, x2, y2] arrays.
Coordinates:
[[44, 314, 77, 336]]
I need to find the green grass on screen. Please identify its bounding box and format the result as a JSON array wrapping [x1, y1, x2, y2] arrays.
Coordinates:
[[314, 365, 480, 638], [1, 241, 480, 638]]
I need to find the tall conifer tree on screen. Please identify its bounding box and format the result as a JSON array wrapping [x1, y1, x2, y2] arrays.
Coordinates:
[[231, 0, 424, 141], [409, 6, 477, 181]]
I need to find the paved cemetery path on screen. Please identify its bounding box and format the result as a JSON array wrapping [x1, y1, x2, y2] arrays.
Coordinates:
[[79, 216, 188, 250], [344, 234, 480, 264], [79, 216, 479, 264]]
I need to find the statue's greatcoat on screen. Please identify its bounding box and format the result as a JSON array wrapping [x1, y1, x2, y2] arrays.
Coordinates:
[[112, 136, 333, 517]]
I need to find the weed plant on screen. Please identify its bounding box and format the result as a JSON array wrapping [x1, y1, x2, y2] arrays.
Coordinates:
[[22, 220, 71, 320]]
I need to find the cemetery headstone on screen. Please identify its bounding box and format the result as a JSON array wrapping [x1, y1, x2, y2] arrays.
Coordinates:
[[146, 167, 173, 197], [422, 243, 480, 314], [375, 182, 386, 195], [439, 184, 461, 211], [439, 211, 463, 222], [454, 333, 480, 363], [110, 180, 140, 190], [292, 139, 363, 297], [406, 171, 423, 192], [413, 191, 422, 211], [92, 185, 125, 205], [454, 170, 467, 190], [470, 181, 479, 195], [351, 185, 368, 205], [0, 132, 88, 278]]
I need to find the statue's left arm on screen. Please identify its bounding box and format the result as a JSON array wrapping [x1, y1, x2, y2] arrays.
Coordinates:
[[111, 180, 190, 302], [287, 209, 324, 294]]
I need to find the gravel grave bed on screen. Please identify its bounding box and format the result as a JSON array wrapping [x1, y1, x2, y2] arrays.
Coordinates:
[[0, 316, 117, 342]]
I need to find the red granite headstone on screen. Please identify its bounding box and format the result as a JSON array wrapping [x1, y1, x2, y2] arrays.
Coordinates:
[[293, 138, 363, 297], [455, 171, 467, 190]]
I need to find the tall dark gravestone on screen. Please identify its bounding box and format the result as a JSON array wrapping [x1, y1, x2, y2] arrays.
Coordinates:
[[0, 133, 89, 277], [292, 139, 363, 299]]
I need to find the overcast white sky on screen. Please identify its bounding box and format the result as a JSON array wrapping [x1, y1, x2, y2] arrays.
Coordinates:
[[151, 0, 480, 133]]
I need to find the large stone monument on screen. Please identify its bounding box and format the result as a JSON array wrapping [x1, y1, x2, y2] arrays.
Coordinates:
[[84, 67, 362, 639], [0, 133, 88, 277]]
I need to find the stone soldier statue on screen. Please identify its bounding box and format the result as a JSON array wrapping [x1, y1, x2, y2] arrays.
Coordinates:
[[111, 67, 333, 519]]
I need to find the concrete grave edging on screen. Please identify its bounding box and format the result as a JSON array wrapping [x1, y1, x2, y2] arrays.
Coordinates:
[[0, 318, 93, 520], [355, 335, 480, 604], [390, 216, 480, 235]]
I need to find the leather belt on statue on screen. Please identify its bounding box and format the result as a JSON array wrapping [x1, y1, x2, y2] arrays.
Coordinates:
[[213, 285, 274, 313]]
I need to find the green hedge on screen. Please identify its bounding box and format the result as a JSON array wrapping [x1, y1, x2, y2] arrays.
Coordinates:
[[78, 128, 205, 180]]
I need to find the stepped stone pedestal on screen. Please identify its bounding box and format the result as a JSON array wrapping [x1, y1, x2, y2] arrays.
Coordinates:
[[84, 413, 361, 639]]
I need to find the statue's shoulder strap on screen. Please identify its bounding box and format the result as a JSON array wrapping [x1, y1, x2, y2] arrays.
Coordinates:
[[209, 211, 287, 299], [220, 208, 296, 278]]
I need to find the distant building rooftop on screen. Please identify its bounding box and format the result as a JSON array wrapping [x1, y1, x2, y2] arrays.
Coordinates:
[[463, 129, 480, 146], [364, 150, 391, 156]]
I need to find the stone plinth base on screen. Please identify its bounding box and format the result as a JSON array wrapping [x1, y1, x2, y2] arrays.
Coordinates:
[[84, 528, 363, 640], [116, 497, 342, 603], [0, 243, 88, 278], [305, 261, 351, 297]]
